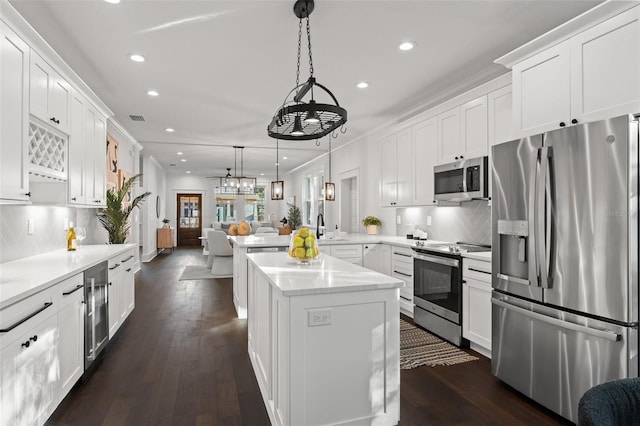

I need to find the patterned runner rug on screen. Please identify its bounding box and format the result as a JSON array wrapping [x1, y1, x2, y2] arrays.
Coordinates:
[[400, 319, 478, 369], [178, 265, 232, 280]]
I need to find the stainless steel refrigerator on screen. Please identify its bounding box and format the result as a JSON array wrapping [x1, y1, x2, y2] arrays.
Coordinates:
[[491, 114, 639, 422]]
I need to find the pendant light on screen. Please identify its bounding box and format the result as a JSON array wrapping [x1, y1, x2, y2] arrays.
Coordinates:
[[271, 140, 284, 200], [216, 147, 256, 195], [325, 135, 335, 201], [267, 0, 347, 141]]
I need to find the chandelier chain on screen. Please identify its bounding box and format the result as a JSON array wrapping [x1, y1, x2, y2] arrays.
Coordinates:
[[306, 16, 314, 77], [295, 18, 302, 95]]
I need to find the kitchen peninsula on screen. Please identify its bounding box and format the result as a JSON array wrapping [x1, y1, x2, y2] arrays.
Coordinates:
[[246, 252, 403, 426]]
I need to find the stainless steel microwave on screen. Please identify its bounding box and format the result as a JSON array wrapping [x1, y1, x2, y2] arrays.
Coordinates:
[[434, 156, 488, 201]]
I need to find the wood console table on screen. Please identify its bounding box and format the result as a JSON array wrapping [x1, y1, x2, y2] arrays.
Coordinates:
[[157, 227, 174, 253]]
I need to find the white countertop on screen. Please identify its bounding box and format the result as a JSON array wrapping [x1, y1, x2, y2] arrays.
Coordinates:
[[462, 251, 492, 261], [0, 244, 136, 309], [230, 233, 448, 249], [246, 252, 404, 296]]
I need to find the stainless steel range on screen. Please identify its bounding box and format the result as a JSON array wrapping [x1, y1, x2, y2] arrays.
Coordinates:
[[412, 242, 490, 346]]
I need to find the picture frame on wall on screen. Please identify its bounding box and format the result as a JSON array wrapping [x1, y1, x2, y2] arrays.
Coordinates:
[[106, 134, 119, 191]]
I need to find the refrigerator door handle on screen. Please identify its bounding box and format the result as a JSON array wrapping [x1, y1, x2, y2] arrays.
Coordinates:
[[492, 298, 621, 342], [529, 148, 541, 287], [544, 146, 555, 289], [537, 146, 550, 289]]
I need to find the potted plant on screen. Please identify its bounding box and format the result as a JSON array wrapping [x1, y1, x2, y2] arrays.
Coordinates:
[[99, 174, 151, 244], [362, 215, 382, 235], [287, 204, 302, 230]]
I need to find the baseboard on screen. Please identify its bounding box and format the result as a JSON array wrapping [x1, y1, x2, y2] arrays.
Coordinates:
[[141, 250, 158, 263]]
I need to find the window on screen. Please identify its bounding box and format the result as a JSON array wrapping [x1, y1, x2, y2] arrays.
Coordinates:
[[215, 186, 266, 222], [303, 175, 324, 226]]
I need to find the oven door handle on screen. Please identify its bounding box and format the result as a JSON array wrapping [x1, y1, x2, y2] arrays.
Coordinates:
[[413, 253, 459, 268]]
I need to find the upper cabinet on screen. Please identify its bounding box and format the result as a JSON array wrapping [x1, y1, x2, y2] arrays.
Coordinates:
[[380, 128, 412, 207], [29, 52, 71, 135], [510, 5, 640, 136], [437, 95, 488, 164], [412, 117, 437, 206], [0, 22, 30, 202]]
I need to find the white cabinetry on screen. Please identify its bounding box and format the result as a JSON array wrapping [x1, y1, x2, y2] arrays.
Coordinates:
[[69, 92, 107, 206], [512, 43, 571, 136], [0, 22, 30, 202], [391, 246, 414, 317], [363, 243, 390, 275], [570, 6, 640, 124], [511, 6, 640, 136], [29, 51, 71, 134], [380, 127, 412, 207], [0, 285, 57, 426], [107, 249, 135, 338], [329, 244, 363, 265], [437, 95, 488, 164], [55, 274, 84, 403], [412, 117, 438, 205], [487, 84, 514, 199], [462, 257, 492, 357], [84, 104, 107, 206]]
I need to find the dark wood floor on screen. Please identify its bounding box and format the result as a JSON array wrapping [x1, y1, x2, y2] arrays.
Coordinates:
[[47, 247, 571, 425]]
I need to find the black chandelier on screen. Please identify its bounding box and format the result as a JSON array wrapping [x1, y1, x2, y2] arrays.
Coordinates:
[[267, 0, 347, 141], [216, 146, 256, 195]]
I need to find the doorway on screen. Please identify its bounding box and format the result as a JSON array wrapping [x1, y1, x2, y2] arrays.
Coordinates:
[[176, 193, 202, 246], [339, 168, 359, 234]]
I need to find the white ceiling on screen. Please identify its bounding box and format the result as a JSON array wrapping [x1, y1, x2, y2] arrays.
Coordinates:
[[10, 0, 603, 179]]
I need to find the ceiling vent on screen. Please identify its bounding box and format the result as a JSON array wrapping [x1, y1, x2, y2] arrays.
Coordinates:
[[129, 115, 146, 122]]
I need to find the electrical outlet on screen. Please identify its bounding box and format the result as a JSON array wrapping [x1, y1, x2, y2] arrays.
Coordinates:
[[63, 218, 69, 231], [427, 216, 432, 226], [27, 218, 34, 235], [308, 309, 332, 327]]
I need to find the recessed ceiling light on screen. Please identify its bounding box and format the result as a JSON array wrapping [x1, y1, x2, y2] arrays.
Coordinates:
[[357, 81, 369, 89], [275, 162, 280, 166], [129, 54, 145, 62], [176, 151, 183, 155], [283, 156, 288, 160], [186, 171, 191, 174], [398, 41, 416, 51], [147, 90, 159, 97], [165, 128, 175, 132], [180, 159, 187, 162], [260, 173, 265, 176], [104, 0, 120, 3]]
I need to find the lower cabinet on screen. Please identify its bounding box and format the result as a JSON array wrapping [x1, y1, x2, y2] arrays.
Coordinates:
[[56, 274, 85, 404], [108, 248, 136, 338], [391, 246, 414, 317], [0, 273, 84, 426], [329, 244, 363, 265], [462, 257, 492, 357], [362, 243, 390, 275]]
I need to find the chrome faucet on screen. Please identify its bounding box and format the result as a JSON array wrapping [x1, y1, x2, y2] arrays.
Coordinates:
[[316, 213, 325, 239]]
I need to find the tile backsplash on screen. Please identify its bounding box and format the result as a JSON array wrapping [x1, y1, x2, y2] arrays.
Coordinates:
[[0, 205, 106, 263], [397, 200, 491, 245]]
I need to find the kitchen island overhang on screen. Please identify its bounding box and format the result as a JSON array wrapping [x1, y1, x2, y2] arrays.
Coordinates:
[[246, 252, 403, 426]]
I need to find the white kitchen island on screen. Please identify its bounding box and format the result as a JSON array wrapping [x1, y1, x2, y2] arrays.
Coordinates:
[[246, 252, 403, 426]]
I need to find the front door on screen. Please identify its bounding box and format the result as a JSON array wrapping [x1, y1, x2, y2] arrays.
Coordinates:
[[177, 193, 202, 246]]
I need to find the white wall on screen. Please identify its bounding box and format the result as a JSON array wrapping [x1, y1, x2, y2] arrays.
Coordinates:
[[140, 154, 167, 262]]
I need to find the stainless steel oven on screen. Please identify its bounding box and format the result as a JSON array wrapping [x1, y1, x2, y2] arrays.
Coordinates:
[[412, 243, 490, 346]]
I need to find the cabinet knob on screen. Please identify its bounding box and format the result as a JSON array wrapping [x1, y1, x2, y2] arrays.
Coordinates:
[[71, 197, 77, 201], [25, 192, 31, 197], [109, 282, 113, 286], [571, 118, 578, 124], [50, 117, 56, 122], [460, 155, 464, 159], [559, 122, 566, 127], [21, 341, 30, 348], [455, 156, 459, 160], [126, 268, 132, 272]]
